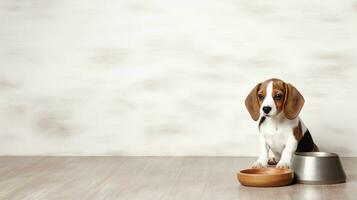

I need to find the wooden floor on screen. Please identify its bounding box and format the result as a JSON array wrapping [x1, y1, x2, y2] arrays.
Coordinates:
[[0, 157, 356, 200]]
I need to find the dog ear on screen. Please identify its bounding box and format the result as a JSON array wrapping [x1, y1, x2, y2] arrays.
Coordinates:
[[245, 83, 261, 121], [283, 83, 305, 120]]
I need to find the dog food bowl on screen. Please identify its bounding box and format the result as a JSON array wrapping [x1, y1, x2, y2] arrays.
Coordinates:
[[292, 152, 346, 184], [237, 168, 294, 187]]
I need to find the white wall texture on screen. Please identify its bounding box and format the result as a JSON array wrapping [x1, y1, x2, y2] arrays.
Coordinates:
[[0, 0, 357, 156]]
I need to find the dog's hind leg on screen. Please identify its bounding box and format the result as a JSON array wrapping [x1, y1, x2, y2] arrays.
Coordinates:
[[268, 150, 280, 165]]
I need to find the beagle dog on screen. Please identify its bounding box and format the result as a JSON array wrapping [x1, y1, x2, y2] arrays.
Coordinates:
[[245, 78, 318, 168]]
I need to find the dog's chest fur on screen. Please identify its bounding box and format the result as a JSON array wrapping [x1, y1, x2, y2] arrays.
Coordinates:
[[259, 116, 299, 155]]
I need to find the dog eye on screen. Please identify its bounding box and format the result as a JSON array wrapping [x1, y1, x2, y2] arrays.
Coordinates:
[[258, 93, 264, 100], [274, 94, 283, 100]]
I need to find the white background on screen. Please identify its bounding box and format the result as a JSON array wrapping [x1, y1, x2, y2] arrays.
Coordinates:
[[0, 0, 356, 156]]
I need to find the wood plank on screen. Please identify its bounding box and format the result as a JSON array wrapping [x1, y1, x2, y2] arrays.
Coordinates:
[[0, 157, 126, 199], [159, 157, 216, 200], [0, 157, 356, 200]]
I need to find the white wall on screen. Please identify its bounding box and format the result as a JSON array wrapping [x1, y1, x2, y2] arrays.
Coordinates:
[[0, 0, 356, 156]]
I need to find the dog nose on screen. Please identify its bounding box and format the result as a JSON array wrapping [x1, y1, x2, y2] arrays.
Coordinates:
[[262, 106, 272, 114]]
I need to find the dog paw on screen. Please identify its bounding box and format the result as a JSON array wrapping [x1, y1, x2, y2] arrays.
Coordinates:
[[268, 157, 278, 165], [252, 159, 268, 168], [276, 160, 291, 169]]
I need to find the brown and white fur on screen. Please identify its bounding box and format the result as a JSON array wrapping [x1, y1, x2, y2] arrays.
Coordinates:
[[245, 78, 318, 169]]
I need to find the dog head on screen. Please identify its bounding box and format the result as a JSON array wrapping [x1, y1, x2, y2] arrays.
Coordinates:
[[245, 78, 305, 121]]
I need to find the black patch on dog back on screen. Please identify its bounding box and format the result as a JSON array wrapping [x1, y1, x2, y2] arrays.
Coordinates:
[[258, 116, 266, 130], [296, 129, 315, 152]]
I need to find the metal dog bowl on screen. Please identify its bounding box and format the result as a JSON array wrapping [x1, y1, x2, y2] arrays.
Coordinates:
[[292, 152, 346, 184]]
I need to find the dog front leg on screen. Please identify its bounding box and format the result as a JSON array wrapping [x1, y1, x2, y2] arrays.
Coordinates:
[[252, 135, 269, 168], [276, 137, 297, 168]]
